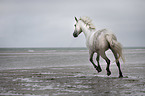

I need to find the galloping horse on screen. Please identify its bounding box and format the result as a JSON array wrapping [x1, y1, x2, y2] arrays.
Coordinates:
[[73, 16, 125, 78]]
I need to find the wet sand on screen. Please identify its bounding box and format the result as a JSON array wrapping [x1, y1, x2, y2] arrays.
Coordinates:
[[0, 64, 145, 96], [0, 48, 145, 96]]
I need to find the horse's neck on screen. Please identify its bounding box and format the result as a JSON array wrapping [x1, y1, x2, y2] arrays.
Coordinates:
[[81, 24, 94, 39]]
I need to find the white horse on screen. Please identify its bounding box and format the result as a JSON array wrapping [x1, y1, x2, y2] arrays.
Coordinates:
[[73, 16, 125, 78]]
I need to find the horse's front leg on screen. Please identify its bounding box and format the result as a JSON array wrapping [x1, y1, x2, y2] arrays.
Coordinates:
[[89, 51, 99, 72], [96, 54, 102, 72]]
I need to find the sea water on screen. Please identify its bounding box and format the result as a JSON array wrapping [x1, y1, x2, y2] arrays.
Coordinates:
[[0, 48, 145, 70], [0, 48, 89, 70]]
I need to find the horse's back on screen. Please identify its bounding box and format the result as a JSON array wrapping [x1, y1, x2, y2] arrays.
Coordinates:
[[94, 29, 112, 52]]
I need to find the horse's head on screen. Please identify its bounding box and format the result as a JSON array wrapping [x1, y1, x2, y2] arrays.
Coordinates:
[[73, 17, 82, 38]]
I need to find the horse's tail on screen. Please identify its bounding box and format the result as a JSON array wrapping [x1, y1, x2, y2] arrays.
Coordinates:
[[106, 33, 125, 63]]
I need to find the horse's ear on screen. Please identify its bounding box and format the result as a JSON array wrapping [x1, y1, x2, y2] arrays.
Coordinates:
[[75, 17, 78, 22]]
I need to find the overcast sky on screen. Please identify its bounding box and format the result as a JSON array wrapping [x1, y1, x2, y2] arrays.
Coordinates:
[[0, 0, 145, 48]]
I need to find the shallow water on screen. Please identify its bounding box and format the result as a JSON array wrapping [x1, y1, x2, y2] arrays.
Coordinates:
[[0, 48, 145, 95]]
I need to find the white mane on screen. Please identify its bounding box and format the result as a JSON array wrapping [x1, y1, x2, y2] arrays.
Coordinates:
[[79, 16, 96, 30]]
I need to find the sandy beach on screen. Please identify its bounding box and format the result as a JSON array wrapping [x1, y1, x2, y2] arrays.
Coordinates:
[[0, 48, 145, 96]]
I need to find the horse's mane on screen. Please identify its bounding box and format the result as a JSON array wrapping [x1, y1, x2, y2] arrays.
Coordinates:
[[79, 16, 96, 30]]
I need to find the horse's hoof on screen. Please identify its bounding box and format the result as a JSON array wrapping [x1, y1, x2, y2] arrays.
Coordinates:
[[107, 71, 111, 76], [97, 70, 101, 73], [119, 75, 123, 78], [96, 68, 102, 73], [98, 68, 102, 73]]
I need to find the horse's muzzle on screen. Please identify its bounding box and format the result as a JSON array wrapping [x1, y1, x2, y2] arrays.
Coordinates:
[[73, 32, 78, 37]]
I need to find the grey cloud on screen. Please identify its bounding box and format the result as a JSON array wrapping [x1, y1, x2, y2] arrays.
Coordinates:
[[0, 0, 145, 47]]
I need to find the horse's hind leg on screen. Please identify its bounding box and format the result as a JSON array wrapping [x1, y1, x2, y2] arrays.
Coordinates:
[[117, 61, 123, 78], [100, 51, 111, 76], [96, 54, 102, 72], [111, 49, 123, 78]]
